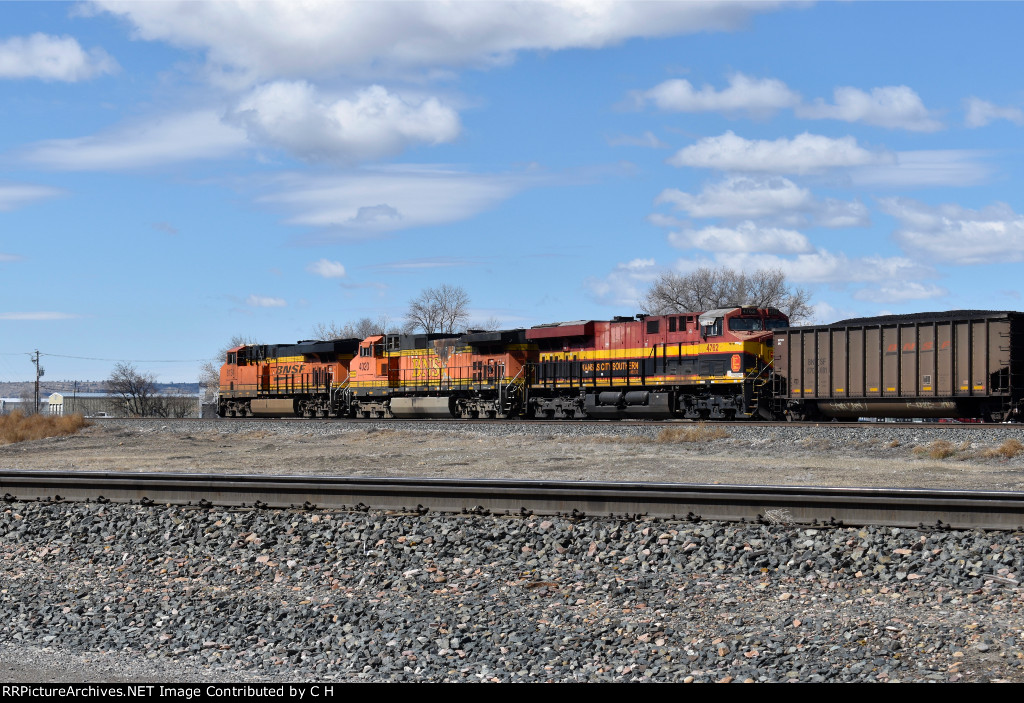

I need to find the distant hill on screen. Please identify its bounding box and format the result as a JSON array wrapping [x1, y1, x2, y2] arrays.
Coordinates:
[[0, 381, 201, 397]]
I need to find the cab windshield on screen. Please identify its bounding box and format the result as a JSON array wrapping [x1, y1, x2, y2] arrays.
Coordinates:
[[728, 317, 763, 332], [765, 318, 790, 330]]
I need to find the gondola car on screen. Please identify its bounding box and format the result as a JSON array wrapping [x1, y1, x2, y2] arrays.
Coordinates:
[[773, 310, 1024, 422]]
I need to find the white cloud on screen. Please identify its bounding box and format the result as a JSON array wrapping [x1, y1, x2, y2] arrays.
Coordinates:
[[848, 150, 991, 188], [307, 259, 346, 278], [584, 258, 659, 308], [0, 33, 117, 81], [230, 82, 460, 162], [92, 1, 780, 82], [654, 176, 869, 228], [852, 282, 947, 303], [607, 131, 668, 148], [719, 250, 934, 285], [656, 176, 811, 219], [261, 167, 528, 236], [964, 97, 1024, 128], [815, 198, 871, 228], [808, 300, 842, 326], [0, 312, 82, 320], [19, 111, 248, 171], [246, 295, 286, 308], [668, 221, 812, 254], [881, 197, 1024, 264], [797, 85, 942, 132], [16, 85, 461, 172], [0, 253, 22, 262], [369, 257, 484, 270], [668, 131, 890, 174], [632, 74, 941, 131], [0, 183, 64, 211], [640, 73, 800, 116], [620, 257, 656, 272]]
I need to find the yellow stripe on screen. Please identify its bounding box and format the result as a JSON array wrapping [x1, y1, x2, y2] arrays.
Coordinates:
[[538, 341, 771, 362]]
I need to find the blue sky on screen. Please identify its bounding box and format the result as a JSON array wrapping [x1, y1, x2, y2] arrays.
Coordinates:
[[2, 1, 1024, 383]]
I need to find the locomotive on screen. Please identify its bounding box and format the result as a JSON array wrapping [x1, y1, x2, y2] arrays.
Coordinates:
[[217, 307, 1024, 422]]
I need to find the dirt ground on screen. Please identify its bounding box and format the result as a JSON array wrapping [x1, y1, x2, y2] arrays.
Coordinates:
[[2, 420, 1024, 491]]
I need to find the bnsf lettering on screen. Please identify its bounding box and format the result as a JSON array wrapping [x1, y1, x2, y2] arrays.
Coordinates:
[[273, 364, 305, 374]]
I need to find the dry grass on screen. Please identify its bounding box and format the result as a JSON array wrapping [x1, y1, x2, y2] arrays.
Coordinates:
[[0, 411, 90, 445], [981, 439, 1024, 459], [912, 439, 960, 460], [888, 440, 901, 449], [657, 423, 730, 443]]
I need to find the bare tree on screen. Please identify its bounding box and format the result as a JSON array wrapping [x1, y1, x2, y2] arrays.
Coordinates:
[[472, 316, 503, 332], [107, 362, 159, 417], [17, 387, 40, 415], [311, 314, 409, 341], [406, 284, 471, 334], [640, 267, 813, 324], [152, 392, 196, 418]]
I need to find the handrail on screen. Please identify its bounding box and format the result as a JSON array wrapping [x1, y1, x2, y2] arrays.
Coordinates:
[[500, 366, 526, 412]]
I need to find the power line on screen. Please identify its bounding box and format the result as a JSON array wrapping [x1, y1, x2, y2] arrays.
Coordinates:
[[39, 352, 208, 363]]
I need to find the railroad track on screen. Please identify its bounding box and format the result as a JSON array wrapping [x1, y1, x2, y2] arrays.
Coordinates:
[[2, 470, 1023, 530], [97, 416, 1013, 429]]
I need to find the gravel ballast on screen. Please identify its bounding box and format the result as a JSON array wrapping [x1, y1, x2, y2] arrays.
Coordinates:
[[2, 501, 1024, 682]]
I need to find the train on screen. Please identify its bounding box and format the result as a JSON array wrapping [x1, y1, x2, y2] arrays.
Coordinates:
[[217, 307, 1024, 423]]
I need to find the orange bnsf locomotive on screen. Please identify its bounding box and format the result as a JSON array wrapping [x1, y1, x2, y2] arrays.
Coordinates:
[[217, 305, 787, 420], [218, 339, 361, 417]]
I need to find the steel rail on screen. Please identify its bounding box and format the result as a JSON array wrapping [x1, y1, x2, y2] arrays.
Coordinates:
[[2, 470, 1024, 530], [94, 416, 1017, 429]]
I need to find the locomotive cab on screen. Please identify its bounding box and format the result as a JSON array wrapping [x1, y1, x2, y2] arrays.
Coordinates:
[[350, 335, 399, 391], [701, 307, 788, 341]]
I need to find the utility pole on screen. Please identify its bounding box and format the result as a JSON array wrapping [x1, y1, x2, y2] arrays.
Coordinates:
[[31, 350, 44, 414]]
